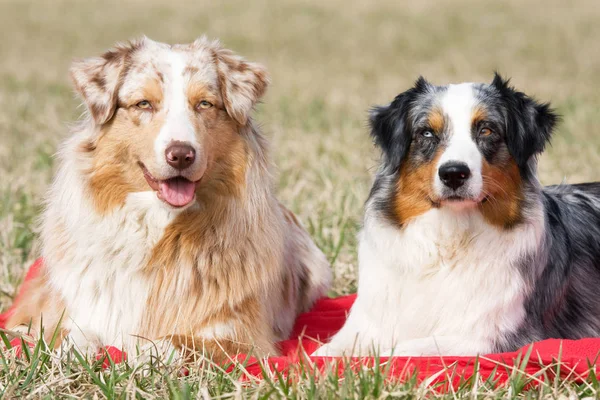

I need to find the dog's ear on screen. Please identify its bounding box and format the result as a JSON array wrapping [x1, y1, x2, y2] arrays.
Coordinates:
[[370, 77, 429, 171], [70, 40, 142, 126], [370, 102, 411, 172], [491, 73, 559, 167], [208, 40, 269, 126]]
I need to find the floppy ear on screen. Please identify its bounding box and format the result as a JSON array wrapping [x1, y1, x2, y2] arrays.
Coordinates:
[[370, 77, 429, 172], [212, 45, 269, 126], [491, 73, 559, 167], [69, 41, 141, 126]]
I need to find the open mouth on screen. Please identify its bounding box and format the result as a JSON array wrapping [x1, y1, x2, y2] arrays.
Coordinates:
[[140, 164, 200, 208]]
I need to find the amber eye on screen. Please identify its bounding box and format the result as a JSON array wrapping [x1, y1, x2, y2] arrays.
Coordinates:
[[479, 127, 493, 137], [197, 100, 213, 110], [136, 100, 153, 110]]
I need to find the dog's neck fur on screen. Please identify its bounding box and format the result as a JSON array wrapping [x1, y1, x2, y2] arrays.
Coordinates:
[[349, 190, 547, 350]]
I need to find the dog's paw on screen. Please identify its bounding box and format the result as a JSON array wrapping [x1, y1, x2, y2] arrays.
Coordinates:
[[57, 335, 103, 359], [131, 339, 182, 369]]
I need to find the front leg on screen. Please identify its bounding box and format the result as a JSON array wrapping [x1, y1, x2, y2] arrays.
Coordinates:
[[380, 336, 494, 357], [132, 320, 278, 366], [169, 334, 275, 363], [311, 301, 381, 357]]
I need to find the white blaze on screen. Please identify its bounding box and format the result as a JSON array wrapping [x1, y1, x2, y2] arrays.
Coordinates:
[[153, 51, 198, 176], [434, 83, 483, 199]]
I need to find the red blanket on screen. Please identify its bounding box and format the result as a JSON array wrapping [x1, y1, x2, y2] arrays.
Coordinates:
[[2, 258, 600, 387]]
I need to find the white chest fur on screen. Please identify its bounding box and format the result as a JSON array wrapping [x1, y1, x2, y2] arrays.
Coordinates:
[[44, 159, 179, 352], [317, 206, 544, 356]]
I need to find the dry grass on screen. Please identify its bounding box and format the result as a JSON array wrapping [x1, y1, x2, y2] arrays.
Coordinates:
[[0, 0, 600, 397]]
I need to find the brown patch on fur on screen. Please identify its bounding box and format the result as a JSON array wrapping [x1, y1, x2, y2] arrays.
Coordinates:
[[479, 158, 523, 228], [83, 106, 165, 215], [141, 229, 279, 358], [200, 134, 249, 198], [393, 150, 444, 225], [186, 80, 220, 109], [88, 164, 132, 214], [102, 40, 143, 63], [183, 66, 199, 77], [471, 106, 487, 126], [212, 47, 269, 126], [142, 78, 163, 107], [188, 104, 249, 198], [281, 205, 301, 228], [428, 108, 445, 133], [152, 63, 164, 83], [70, 41, 143, 125], [79, 140, 97, 153], [84, 130, 134, 215]]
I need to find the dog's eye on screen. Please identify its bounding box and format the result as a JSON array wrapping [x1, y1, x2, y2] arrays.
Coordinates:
[[136, 100, 153, 110], [479, 127, 493, 137], [196, 100, 213, 110], [421, 130, 435, 139]]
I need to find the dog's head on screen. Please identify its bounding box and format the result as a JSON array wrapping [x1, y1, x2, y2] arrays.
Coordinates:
[[370, 73, 558, 228], [70, 37, 268, 211]]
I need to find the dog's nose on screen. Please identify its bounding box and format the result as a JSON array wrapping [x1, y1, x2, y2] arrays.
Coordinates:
[[165, 142, 196, 170], [439, 162, 471, 190]]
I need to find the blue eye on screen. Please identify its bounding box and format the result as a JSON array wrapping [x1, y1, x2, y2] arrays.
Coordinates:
[[422, 130, 435, 138]]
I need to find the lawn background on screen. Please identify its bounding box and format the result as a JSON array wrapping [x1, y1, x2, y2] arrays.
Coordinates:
[[1, 0, 600, 397]]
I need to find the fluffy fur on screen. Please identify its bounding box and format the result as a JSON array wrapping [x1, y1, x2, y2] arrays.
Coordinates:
[[314, 74, 600, 357], [7, 37, 331, 361]]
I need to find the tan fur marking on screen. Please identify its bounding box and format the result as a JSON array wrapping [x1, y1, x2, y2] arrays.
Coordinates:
[[88, 167, 132, 214], [85, 134, 134, 214], [183, 66, 200, 77], [479, 158, 523, 228], [212, 47, 269, 125], [70, 40, 143, 125], [394, 150, 443, 225], [428, 108, 445, 133], [192, 113, 249, 198], [471, 106, 487, 126], [142, 78, 163, 106], [83, 103, 167, 215], [201, 135, 248, 196], [186, 80, 220, 109], [79, 140, 96, 153]]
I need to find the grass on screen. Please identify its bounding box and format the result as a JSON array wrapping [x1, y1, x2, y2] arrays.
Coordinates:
[[0, 0, 600, 397]]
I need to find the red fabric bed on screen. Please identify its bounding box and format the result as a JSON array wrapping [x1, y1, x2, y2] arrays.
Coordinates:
[[2, 258, 600, 387]]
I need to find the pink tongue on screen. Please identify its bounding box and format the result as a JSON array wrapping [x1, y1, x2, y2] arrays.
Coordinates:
[[159, 177, 196, 207]]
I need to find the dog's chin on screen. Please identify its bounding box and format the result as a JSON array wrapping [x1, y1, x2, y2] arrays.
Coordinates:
[[438, 195, 486, 211]]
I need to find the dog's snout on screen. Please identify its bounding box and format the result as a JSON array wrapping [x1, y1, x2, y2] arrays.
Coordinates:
[[165, 142, 196, 170], [439, 162, 471, 190]]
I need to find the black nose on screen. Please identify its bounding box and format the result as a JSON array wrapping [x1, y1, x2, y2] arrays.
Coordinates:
[[165, 142, 196, 170], [438, 162, 471, 190]]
